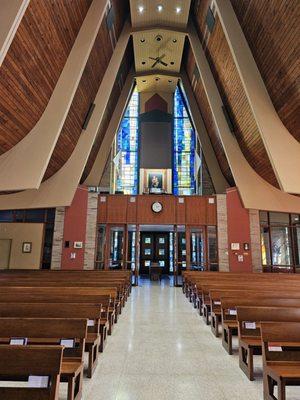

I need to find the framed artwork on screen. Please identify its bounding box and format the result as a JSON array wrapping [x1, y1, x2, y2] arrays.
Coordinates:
[[22, 242, 32, 253], [148, 172, 163, 191], [74, 241, 83, 249]]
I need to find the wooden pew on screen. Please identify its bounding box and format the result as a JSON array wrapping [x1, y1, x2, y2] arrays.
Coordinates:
[[236, 307, 300, 381], [0, 345, 63, 400], [0, 303, 101, 379], [0, 318, 87, 400], [0, 287, 114, 351], [261, 322, 300, 400], [209, 288, 300, 336], [220, 297, 300, 355]]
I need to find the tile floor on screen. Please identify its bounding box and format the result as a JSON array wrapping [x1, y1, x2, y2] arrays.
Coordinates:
[[77, 279, 299, 400], [2, 278, 299, 399]]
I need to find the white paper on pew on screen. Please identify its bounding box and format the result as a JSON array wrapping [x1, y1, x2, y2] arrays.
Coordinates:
[[10, 337, 28, 345], [244, 322, 256, 329], [60, 339, 75, 348], [88, 319, 95, 327], [229, 309, 237, 315], [268, 346, 283, 352], [214, 301, 221, 305], [28, 375, 49, 388]]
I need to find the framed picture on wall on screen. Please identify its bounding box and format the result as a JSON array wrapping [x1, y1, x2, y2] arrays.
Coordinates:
[[148, 172, 163, 191], [22, 242, 32, 253]]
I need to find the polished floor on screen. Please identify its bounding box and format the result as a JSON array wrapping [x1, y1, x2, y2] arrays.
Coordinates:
[[2, 279, 298, 399], [76, 278, 298, 400]]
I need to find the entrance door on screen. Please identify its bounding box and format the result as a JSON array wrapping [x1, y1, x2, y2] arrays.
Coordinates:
[[0, 239, 12, 269], [140, 232, 170, 275]]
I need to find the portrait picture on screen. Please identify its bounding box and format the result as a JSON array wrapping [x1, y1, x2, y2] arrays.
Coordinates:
[[148, 172, 163, 190]]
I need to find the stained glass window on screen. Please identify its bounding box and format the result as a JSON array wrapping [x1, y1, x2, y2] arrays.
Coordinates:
[[173, 87, 196, 195], [116, 90, 139, 194]]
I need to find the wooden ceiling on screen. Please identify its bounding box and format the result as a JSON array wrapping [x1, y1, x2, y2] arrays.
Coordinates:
[[191, 0, 279, 188], [0, 0, 92, 155], [81, 40, 134, 183], [184, 44, 234, 186], [230, 0, 300, 143], [136, 74, 178, 93]]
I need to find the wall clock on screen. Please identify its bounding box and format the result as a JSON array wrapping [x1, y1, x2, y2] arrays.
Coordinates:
[[151, 202, 163, 213]]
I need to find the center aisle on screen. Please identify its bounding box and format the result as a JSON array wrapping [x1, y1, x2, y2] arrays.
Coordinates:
[[81, 279, 262, 400]]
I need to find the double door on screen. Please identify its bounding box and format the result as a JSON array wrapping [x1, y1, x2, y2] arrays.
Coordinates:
[[140, 232, 170, 275]]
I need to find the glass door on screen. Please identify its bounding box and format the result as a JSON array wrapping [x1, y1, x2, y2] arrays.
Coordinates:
[[109, 226, 125, 270], [190, 227, 206, 270]]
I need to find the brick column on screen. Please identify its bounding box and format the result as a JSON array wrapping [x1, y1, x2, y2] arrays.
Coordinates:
[[249, 209, 262, 272], [216, 194, 229, 271], [84, 192, 99, 270], [50, 207, 65, 270]]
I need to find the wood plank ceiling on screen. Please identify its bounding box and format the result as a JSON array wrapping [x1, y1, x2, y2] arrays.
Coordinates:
[[230, 0, 300, 142], [44, 0, 130, 181], [0, 0, 93, 154], [184, 44, 234, 186], [191, 0, 279, 188]]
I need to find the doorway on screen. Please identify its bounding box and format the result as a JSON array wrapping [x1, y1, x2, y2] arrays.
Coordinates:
[[140, 232, 170, 276]]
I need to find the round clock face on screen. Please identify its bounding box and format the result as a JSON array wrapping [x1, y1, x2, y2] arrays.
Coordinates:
[[151, 201, 163, 213]]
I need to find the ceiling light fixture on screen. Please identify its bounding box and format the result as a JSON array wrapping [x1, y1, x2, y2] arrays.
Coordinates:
[[157, 4, 163, 12], [176, 7, 182, 14], [138, 5, 144, 14], [173, 39, 177, 43], [140, 38, 145, 43]]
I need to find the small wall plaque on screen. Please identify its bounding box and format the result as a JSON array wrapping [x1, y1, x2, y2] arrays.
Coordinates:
[[74, 241, 83, 249], [231, 243, 240, 251], [22, 242, 32, 253]]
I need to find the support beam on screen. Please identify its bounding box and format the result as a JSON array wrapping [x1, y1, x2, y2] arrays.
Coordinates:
[[0, 0, 29, 67], [215, 0, 300, 194], [188, 22, 300, 213], [180, 72, 229, 194], [84, 69, 135, 186], [0, 0, 108, 191], [0, 22, 131, 210]]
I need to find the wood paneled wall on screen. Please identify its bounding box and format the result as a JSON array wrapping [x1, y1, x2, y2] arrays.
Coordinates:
[[98, 195, 217, 225], [0, 0, 92, 154], [45, 0, 130, 180], [191, 2, 279, 187], [230, 0, 300, 142]]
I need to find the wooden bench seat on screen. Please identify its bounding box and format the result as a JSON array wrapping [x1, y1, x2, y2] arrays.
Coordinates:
[[0, 345, 63, 400], [0, 303, 102, 378], [236, 307, 300, 381], [261, 322, 300, 400], [221, 297, 300, 355], [0, 318, 87, 400]]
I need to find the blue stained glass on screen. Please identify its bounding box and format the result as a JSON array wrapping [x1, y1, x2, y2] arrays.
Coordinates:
[[116, 90, 139, 194], [173, 87, 196, 195]]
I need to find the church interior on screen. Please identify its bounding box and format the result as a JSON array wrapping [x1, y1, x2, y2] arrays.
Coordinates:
[[0, 1, 299, 399]]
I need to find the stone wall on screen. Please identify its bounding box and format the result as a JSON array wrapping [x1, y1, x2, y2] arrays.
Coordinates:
[[216, 194, 229, 271], [50, 207, 65, 270], [249, 209, 262, 272], [84, 192, 99, 270]]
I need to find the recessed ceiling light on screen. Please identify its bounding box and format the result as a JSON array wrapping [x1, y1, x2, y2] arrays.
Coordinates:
[[157, 4, 163, 12], [142, 80, 147, 83], [141, 61, 146, 65], [170, 61, 175, 65], [173, 39, 177, 43], [138, 5, 144, 14], [155, 77, 160, 81], [140, 38, 145, 43], [168, 80, 173, 83], [176, 7, 182, 14]]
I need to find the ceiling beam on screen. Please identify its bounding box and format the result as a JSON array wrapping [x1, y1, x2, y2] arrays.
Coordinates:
[[0, 0, 108, 192], [180, 72, 229, 194], [0, 21, 131, 209], [188, 21, 300, 213], [0, 0, 30, 67], [215, 0, 300, 195]]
